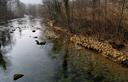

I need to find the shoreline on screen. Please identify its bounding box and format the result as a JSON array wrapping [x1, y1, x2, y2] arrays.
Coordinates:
[[44, 20, 128, 67]]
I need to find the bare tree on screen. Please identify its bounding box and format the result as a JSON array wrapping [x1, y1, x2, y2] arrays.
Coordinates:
[[63, 0, 70, 24], [118, 0, 126, 31]]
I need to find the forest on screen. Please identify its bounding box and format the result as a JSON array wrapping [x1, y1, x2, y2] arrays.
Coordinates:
[[42, 0, 128, 43]]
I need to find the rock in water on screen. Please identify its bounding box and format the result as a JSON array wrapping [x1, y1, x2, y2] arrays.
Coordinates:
[[35, 40, 46, 45], [34, 36, 38, 38], [13, 74, 24, 80], [40, 41, 46, 45], [35, 40, 40, 45], [32, 30, 36, 32]]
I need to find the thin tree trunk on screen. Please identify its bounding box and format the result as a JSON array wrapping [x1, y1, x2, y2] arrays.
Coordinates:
[[104, 0, 107, 32], [92, 0, 96, 35], [118, 0, 126, 32]]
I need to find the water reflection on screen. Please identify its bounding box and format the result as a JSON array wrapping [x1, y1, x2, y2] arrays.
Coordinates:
[[0, 52, 6, 70], [0, 16, 63, 82], [0, 26, 13, 70], [49, 36, 128, 82], [67, 47, 128, 82], [0, 29, 12, 48]]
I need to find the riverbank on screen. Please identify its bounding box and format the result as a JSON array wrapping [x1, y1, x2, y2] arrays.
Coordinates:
[[44, 20, 128, 67]]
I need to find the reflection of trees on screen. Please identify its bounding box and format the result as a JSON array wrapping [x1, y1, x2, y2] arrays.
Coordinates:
[[0, 52, 6, 70], [0, 27, 13, 70], [0, 29, 11, 47], [68, 48, 128, 82], [52, 39, 63, 54]]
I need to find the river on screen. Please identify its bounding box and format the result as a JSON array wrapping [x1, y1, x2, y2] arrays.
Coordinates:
[[0, 16, 128, 82], [0, 16, 62, 82]]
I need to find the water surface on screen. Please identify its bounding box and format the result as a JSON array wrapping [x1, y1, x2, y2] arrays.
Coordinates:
[[0, 16, 62, 82]]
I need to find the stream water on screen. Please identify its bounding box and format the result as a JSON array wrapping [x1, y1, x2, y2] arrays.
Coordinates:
[[0, 16, 62, 82], [0, 16, 128, 82]]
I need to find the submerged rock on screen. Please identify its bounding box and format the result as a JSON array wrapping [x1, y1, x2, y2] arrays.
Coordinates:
[[13, 74, 24, 80]]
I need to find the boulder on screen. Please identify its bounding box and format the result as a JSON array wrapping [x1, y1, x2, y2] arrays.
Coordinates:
[[13, 74, 24, 80]]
